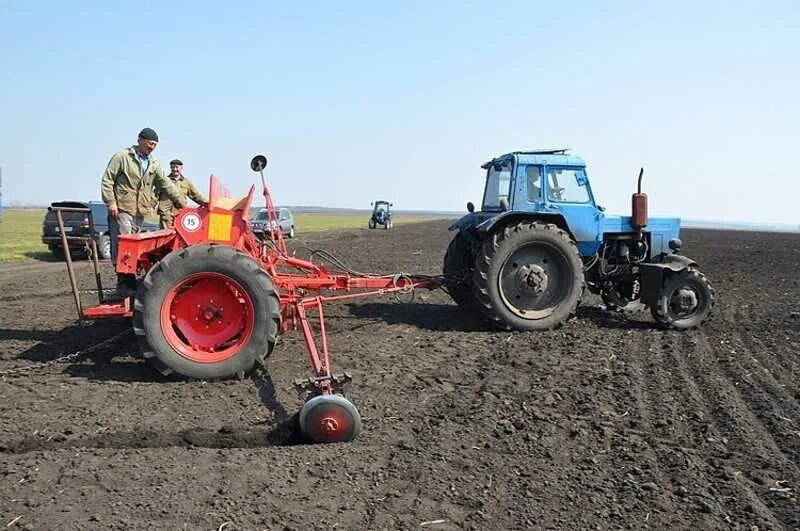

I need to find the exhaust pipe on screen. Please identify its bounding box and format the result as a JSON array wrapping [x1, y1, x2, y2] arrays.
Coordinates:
[[631, 167, 648, 239]]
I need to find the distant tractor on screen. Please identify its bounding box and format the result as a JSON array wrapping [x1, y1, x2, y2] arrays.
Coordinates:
[[444, 149, 714, 330], [368, 200, 393, 229]]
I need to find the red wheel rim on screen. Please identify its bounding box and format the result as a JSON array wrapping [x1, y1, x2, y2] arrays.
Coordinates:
[[305, 403, 355, 442], [160, 272, 255, 363]]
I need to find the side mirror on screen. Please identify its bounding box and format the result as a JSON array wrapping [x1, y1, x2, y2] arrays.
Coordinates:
[[389, 203, 393, 207], [250, 155, 268, 172], [370, 202, 373, 206], [466, 201, 475, 213]]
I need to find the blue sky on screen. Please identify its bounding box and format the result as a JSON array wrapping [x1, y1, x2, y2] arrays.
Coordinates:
[[1, 1, 798, 224]]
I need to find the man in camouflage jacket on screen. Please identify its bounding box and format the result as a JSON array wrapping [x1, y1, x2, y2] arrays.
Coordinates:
[[101, 127, 185, 298], [157, 159, 207, 228]]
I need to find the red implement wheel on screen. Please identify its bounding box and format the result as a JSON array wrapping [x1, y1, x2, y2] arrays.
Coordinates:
[[160, 273, 254, 363], [134, 244, 280, 379], [299, 394, 362, 443]]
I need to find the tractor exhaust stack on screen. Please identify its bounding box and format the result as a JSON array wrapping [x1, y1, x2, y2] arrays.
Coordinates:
[[631, 167, 648, 239]]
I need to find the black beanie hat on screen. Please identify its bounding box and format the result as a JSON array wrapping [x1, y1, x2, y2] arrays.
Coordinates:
[[138, 127, 159, 142]]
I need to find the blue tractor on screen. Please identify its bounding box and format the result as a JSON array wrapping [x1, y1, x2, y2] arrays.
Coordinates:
[[444, 149, 714, 330], [369, 200, 394, 230]]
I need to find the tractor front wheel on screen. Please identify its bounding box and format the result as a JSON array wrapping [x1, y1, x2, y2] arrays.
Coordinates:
[[473, 221, 584, 331], [133, 244, 280, 379], [368, 218, 376, 229], [650, 268, 714, 329]]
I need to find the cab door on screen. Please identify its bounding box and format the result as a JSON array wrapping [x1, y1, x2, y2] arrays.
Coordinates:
[[542, 166, 602, 254]]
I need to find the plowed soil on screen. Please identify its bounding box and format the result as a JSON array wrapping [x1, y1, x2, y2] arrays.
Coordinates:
[[1, 221, 799, 530]]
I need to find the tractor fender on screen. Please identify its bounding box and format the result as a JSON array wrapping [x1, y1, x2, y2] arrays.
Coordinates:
[[638, 254, 698, 306], [448, 213, 478, 232], [476, 211, 571, 238]]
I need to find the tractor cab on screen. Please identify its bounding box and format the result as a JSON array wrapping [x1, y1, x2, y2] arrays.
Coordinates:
[[474, 150, 602, 255], [369, 200, 394, 229]]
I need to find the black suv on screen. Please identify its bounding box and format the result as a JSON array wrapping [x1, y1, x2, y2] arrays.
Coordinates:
[[42, 201, 158, 260]]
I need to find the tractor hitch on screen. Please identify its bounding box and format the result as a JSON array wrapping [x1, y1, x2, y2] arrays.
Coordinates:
[[293, 372, 353, 397]]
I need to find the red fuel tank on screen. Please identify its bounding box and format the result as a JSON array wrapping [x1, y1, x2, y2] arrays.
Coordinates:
[[632, 192, 648, 230], [631, 168, 648, 231]]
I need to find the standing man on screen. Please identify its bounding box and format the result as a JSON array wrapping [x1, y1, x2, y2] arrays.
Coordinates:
[[101, 127, 186, 298], [157, 159, 207, 229]]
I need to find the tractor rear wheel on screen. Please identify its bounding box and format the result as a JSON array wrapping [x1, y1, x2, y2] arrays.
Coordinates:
[[443, 232, 479, 312], [133, 244, 280, 380], [650, 268, 714, 329], [473, 221, 584, 331]]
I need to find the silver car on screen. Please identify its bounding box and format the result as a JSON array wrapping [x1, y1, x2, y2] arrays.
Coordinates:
[[251, 207, 295, 239]]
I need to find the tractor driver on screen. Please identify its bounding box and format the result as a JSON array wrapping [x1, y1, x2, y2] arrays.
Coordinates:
[[101, 127, 186, 299], [526, 165, 542, 202], [157, 159, 207, 229]]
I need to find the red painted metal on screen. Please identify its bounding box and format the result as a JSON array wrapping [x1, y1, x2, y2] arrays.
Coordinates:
[[160, 272, 255, 364], [303, 401, 356, 442], [116, 229, 179, 274], [78, 169, 443, 404], [83, 299, 132, 319]]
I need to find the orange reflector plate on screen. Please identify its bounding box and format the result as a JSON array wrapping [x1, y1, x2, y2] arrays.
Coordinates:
[[208, 213, 233, 241]]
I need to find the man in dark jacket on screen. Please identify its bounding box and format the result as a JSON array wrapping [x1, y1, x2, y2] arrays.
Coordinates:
[[157, 159, 207, 228], [101, 127, 185, 298]]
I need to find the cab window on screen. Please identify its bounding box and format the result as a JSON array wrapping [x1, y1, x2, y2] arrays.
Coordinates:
[[482, 162, 512, 210], [546, 168, 590, 203], [522, 165, 542, 202]]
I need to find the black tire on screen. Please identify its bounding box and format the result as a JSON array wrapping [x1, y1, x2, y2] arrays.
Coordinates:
[[473, 221, 584, 331], [443, 232, 479, 312], [94, 234, 112, 260], [368, 218, 376, 229], [133, 244, 280, 380], [49, 245, 65, 260], [287, 226, 295, 238], [650, 268, 714, 329], [50, 244, 86, 261], [299, 394, 362, 443]]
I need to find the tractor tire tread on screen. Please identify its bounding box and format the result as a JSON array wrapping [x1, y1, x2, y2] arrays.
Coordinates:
[[650, 267, 715, 330], [133, 244, 280, 380], [442, 232, 480, 313], [472, 221, 584, 331]]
